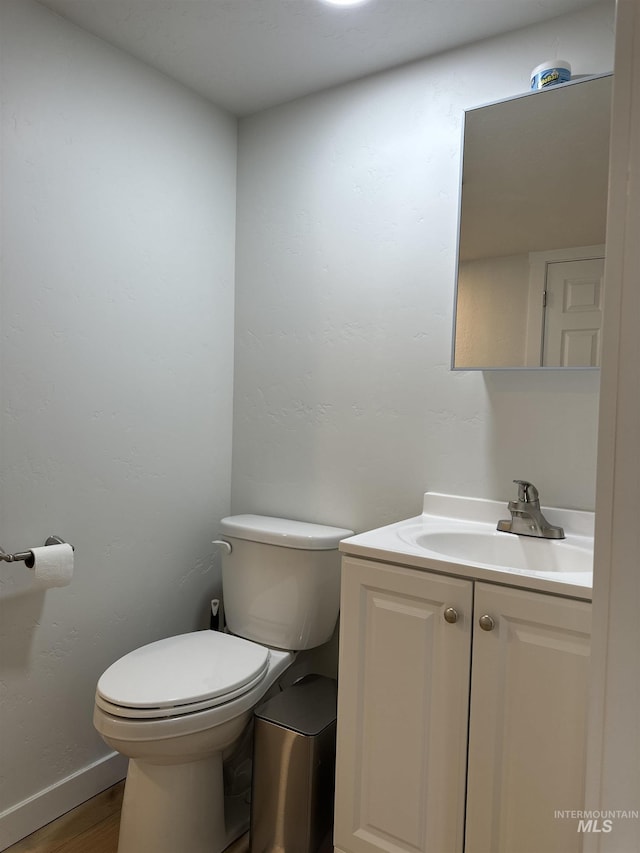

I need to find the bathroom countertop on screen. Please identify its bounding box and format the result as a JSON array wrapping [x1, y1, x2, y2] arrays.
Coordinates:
[[339, 494, 594, 602]]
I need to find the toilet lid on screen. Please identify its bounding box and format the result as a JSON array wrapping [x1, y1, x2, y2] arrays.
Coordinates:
[[96, 631, 270, 714]]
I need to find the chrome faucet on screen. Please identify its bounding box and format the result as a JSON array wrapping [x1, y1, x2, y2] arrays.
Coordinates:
[[497, 480, 565, 539]]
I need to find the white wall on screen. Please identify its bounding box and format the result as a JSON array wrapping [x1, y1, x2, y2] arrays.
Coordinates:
[[233, 2, 615, 533], [0, 0, 237, 845]]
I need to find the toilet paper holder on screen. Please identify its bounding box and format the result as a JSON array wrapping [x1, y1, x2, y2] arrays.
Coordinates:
[[0, 535, 73, 565]]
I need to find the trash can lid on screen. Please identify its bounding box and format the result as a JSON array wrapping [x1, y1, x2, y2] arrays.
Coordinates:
[[254, 674, 337, 736]]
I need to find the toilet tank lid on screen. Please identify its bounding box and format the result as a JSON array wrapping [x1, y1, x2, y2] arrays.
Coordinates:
[[219, 515, 353, 550]]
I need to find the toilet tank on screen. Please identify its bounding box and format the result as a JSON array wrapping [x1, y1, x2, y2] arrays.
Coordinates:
[[219, 515, 353, 651]]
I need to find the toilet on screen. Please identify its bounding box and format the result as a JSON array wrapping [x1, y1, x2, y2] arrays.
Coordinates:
[[93, 514, 352, 853]]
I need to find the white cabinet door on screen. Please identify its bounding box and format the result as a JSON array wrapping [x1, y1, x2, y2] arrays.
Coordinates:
[[465, 583, 591, 853], [334, 557, 472, 853]]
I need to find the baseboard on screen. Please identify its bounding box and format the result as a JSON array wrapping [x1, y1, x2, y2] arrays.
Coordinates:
[[0, 751, 128, 851]]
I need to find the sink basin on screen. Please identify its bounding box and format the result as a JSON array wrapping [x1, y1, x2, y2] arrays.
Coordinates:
[[340, 494, 594, 594], [398, 527, 593, 575]]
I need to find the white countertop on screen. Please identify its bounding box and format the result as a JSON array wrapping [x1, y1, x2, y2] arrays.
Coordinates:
[[339, 493, 594, 601]]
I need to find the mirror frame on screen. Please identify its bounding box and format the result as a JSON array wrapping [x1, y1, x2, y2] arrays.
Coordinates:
[[451, 73, 612, 372]]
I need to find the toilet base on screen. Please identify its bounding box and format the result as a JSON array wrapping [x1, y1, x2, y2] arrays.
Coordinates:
[[93, 647, 296, 852], [117, 753, 240, 853]]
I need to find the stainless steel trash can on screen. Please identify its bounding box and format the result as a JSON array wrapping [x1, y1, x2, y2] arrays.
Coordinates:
[[250, 674, 337, 853]]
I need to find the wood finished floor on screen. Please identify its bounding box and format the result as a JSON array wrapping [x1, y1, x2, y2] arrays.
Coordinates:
[[5, 783, 250, 853]]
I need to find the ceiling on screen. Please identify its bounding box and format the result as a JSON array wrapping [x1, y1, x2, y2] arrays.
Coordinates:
[[36, 0, 601, 116]]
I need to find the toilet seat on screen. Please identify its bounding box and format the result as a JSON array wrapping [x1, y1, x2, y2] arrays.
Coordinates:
[[96, 631, 270, 720]]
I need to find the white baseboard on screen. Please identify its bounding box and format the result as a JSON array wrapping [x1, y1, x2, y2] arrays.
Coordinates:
[[0, 752, 128, 851]]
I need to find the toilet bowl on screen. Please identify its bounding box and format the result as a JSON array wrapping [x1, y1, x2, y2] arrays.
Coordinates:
[[94, 515, 352, 853], [94, 632, 293, 853]]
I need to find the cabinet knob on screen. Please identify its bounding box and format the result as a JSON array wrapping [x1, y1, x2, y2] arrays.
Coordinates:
[[479, 614, 495, 631], [443, 607, 459, 624]]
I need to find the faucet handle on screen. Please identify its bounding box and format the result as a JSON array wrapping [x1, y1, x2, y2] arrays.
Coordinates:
[[513, 480, 539, 503]]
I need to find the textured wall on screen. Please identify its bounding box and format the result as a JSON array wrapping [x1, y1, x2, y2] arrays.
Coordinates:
[[0, 0, 236, 835], [233, 2, 614, 532]]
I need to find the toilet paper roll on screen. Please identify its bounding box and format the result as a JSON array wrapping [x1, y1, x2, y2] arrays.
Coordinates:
[[27, 543, 74, 588]]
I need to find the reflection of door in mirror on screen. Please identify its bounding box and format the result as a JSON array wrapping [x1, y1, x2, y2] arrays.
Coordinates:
[[524, 245, 605, 367], [452, 74, 611, 370], [542, 257, 604, 367]]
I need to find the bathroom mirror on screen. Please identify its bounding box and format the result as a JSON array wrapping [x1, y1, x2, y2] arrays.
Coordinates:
[[452, 74, 611, 369]]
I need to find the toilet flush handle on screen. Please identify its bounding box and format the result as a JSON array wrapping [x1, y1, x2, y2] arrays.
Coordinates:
[[212, 539, 232, 555]]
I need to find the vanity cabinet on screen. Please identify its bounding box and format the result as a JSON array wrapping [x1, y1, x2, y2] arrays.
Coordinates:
[[333, 557, 473, 853], [465, 582, 591, 853], [333, 557, 591, 853]]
